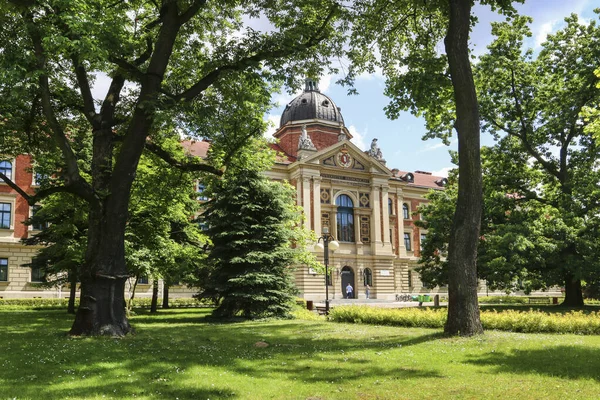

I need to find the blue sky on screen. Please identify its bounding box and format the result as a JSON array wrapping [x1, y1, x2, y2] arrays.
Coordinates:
[[265, 0, 598, 177]]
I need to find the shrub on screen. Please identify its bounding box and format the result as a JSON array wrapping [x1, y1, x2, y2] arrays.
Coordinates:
[[330, 306, 445, 328], [0, 297, 212, 309], [291, 307, 323, 321], [328, 305, 600, 335], [0, 298, 73, 309], [478, 296, 529, 304]]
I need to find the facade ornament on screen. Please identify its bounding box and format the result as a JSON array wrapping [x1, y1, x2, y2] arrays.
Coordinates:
[[337, 126, 347, 142], [367, 138, 385, 162], [298, 124, 316, 151]]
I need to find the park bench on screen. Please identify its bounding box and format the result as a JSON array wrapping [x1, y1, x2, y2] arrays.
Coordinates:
[[528, 297, 552, 304], [315, 306, 330, 315]]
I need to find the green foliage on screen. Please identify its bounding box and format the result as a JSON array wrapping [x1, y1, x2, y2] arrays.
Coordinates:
[[6, 308, 600, 398], [330, 305, 600, 334], [478, 296, 529, 305], [126, 140, 207, 286], [198, 139, 313, 318], [417, 13, 600, 301], [0, 296, 210, 309]]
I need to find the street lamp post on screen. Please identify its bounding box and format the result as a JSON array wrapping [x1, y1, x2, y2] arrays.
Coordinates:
[[315, 227, 339, 314]]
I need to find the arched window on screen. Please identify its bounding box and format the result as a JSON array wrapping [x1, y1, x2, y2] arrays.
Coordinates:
[[402, 203, 409, 219], [363, 268, 372, 286], [336, 194, 355, 242], [388, 198, 393, 215], [0, 161, 12, 180]]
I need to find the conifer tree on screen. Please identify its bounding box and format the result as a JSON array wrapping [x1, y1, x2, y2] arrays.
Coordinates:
[[199, 141, 305, 318]]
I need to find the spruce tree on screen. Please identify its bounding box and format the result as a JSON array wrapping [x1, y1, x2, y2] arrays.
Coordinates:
[[201, 158, 301, 318]]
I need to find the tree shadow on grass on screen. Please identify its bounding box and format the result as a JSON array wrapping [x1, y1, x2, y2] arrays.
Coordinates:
[[1, 308, 445, 399], [465, 346, 600, 381]]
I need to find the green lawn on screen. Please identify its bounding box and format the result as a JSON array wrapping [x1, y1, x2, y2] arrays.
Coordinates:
[[2, 308, 600, 399]]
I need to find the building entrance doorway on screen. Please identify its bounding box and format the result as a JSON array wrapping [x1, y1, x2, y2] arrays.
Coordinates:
[[341, 266, 355, 298]]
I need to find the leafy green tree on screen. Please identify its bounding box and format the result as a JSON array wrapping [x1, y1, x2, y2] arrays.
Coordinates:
[[23, 194, 88, 314], [342, 0, 521, 335], [198, 139, 309, 318], [125, 147, 206, 312], [474, 13, 600, 306], [0, 0, 342, 335]]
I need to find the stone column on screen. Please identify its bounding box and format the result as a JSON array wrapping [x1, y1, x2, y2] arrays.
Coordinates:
[[395, 188, 406, 257], [313, 177, 322, 235], [302, 177, 311, 230], [382, 186, 390, 245], [370, 184, 382, 250]]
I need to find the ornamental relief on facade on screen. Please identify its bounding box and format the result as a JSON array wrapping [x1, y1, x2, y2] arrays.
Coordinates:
[[320, 188, 331, 204], [320, 150, 366, 171]]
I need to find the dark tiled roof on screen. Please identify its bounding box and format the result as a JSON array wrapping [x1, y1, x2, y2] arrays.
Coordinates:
[[269, 143, 296, 164], [280, 88, 344, 127], [392, 170, 447, 189], [181, 140, 210, 158]]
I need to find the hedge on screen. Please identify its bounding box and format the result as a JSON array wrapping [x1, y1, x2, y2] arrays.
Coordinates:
[[329, 305, 600, 335], [0, 297, 212, 309]]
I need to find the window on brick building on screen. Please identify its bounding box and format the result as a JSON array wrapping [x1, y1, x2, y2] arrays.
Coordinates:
[[388, 198, 393, 215], [31, 205, 50, 231], [336, 194, 355, 242], [402, 203, 409, 219], [0, 258, 7, 281], [0, 203, 11, 229], [196, 182, 208, 201], [420, 233, 427, 251], [404, 233, 412, 251], [0, 161, 12, 180]]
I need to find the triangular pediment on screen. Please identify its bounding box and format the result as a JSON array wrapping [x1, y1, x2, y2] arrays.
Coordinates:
[[294, 140, 391, 176]]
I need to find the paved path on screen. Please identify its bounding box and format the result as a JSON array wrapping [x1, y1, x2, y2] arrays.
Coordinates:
[[313, 299, 445, 309]]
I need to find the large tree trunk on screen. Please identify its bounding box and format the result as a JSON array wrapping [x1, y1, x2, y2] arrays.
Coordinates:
[[70, 198, 133, 336], [443, 0, 483, 336], [562, 274, 584, 307]]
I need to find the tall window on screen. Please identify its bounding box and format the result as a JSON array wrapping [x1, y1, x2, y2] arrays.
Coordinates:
[[0, 258, 7, 281], [404, 233, 412, 251], [0, 161, 12, 180], [388, 198, 393, 215], [31, 205, 49, 231], [363, 268, 373, 286], [197, 183, 208, 201], [336, 194, 355, 242], [402, 203, 409, 219], [31, 266, 45, 283], [420, 233, 427, 251], [0, 203, 11, 229], [138, 276, 149, 284]]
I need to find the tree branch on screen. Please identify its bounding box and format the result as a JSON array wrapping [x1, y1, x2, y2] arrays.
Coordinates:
[[23, 12, 96, 203], [72, 55, 99, 125], [178, 0, 207, 25], [0, 172, 32, 203], [144, 141, 223, 175], [509, 68, 561, 180], [168, 4, 339, 105]]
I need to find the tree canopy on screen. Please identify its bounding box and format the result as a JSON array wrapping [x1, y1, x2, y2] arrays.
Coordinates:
[[0, 0, 343, 335]]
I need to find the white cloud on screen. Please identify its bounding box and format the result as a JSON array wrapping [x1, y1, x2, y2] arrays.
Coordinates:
[[534, 20, 557, 49], [417, 139, 457, 153], [348, 125, 367, 151], [431, 167, 453, 178], [264, 114, 280, 140]]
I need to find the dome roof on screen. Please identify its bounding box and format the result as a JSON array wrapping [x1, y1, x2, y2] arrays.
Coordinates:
[[279, 79, 344, 127]]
